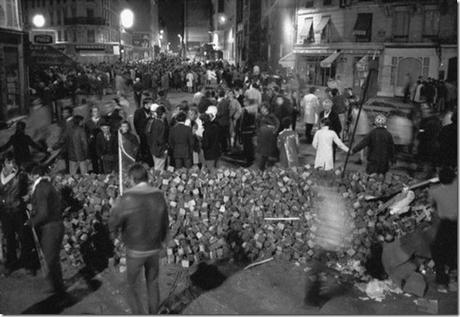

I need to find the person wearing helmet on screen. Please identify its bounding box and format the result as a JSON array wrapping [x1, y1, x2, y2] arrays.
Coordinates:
[[351, 114, 395, 175]]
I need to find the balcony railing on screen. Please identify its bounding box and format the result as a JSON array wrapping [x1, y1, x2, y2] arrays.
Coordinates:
[[64, 17, 107, 26]]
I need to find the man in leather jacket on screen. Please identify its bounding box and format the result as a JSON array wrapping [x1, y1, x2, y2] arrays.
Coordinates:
[[25, 164, 65, 294], [109, 164, 169, 314], [0, 153, 39, 275]]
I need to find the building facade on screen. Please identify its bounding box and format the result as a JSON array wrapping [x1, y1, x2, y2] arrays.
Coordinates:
[[235, 0, 263, 67], [290, 0, 457, 97], [211, 0, 236, 63], [0, 0, 27, 121], [24, 0, 126, 64], [184, 0, 213, 59]]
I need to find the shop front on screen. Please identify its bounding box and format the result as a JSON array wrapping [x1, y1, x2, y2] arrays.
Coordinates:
[[291, 44, 382, 97], [0, 28, 27, 122], [0, 0, 27, 122], [379, 46, 439, 97]]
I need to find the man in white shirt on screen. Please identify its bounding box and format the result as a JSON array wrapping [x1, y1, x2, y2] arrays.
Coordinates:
[[244, 83, 262, 107], [301, 87, 320, 144]]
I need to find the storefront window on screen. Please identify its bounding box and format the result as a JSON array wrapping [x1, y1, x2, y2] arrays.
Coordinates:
[[298, 56, 336, 87], [0, 0, 21, 30], [2, 46, 20, 120]]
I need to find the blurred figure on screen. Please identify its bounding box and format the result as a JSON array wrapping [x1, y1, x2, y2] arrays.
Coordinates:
[[0, 121, 46, 168], [386, 111, 413, 155], [85, 106, 102, 173], [256, 103, 279, 171], [146, 106, 168, 171], [277, 117, 299, 168], [239, 99, 258, 165], [301, 87, 320, 144], [349, 103, 370, 164]]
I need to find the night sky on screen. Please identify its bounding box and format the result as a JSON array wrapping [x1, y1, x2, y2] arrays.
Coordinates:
[[128, 0, 184, 50]]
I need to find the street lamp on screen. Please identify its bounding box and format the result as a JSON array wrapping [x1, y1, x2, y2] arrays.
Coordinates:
[[218, 14, 227, 25], [177, 34, 184, 58], [119, 9, 134, 61], [32, 14, 45, 28]]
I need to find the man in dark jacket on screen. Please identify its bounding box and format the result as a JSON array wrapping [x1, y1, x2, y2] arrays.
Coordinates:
[[417, 104, 441, 178], [330, 88, 348, 138], [438, 110, 457, 169], [67, 115, 88, 175], [0, 153, 38, 275], [133, 98, 154, 166], [202, 106, 221, 169], [168, 111, 194, 169], [0, 121, 46, 168], [216, 89, 231, 154], [239, 99, 258, 166], [96, 120, 118, 174], [25, 165, 65, 294], [351, 114, 395, 175], [146, 105, 169, 171], [273, 95, 293, 133], [256, 103, 280, 171], [133, 78, 144, 108], [109, 164, 169, 314], [319, 98, 342, 162]]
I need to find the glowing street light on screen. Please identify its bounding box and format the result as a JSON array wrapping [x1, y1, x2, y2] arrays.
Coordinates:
[[32, 14, 46, 28], [120, 9, 134, 29], [160, 29, 164, 34], [218, 14, 227, 25]]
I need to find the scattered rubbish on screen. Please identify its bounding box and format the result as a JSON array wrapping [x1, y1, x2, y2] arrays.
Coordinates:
[[355, 279, 404, 302], [414, 298, 438, 314], [243, 257, 274, 270]]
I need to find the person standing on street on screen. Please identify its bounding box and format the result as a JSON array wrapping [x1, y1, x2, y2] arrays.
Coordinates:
[[351, 114, 395, 175], [134, 98, 154, 166], [133, 78, 144, 108], [0, 153, 39, 275], [85, 106, 102, 174], [216, 89, 231, 154], [109, 163, 169, 314], [301, 87, 320, 144], [168, 111, 194, 169], [312, 118, 349, 171], [277, 117, 300, 168], [256, 103, 279, 171], [146, 105, 169, 171], [330, 88, 348, 139], [0, 121, 47, 168], [25, 165, 65, 295], [428, 167, 458, 292], [96, 120, 118, 174], [202, 106, 221, 170]]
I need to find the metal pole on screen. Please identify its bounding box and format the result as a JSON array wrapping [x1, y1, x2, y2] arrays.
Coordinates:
[[118, 130, 124, 196], [342, 67, 375, 177]]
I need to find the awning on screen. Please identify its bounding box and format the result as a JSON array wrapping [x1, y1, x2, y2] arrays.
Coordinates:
[[279, 52, 296, 68], [298, 18, 313, 38], [320, 51, 341, 68], [356, 55, 369, 71], [353, 13, 372, 36], [315, 16, 330, 34]]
